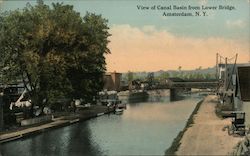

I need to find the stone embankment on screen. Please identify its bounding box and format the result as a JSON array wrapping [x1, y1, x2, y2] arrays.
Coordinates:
[[0, 105, 113, 144]]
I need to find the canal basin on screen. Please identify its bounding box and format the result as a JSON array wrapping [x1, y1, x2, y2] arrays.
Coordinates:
[[0, 90, 202, 156]]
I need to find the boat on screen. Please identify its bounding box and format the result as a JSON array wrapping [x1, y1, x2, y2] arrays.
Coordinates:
[[98, 90, 122, 107], [128, 89, 149, 103], [117, 103, 127, 109], [98, 90, 126, 115], [115, 108, 123, 115], [76, 103, 91, 110]]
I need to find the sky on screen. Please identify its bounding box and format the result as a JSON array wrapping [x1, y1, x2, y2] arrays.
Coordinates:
[[0, 0, 249, 72]]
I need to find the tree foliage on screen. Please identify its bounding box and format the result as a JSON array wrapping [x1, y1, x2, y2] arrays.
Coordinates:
[[157, 72, 170, 81], [127, 71, 134, 83], [0, 1, 110, 111]]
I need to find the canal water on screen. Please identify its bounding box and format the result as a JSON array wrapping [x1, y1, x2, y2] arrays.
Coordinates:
[[0, 90, 202, 156]]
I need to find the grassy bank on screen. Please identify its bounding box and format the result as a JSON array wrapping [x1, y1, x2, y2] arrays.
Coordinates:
[[165, 98, 204, 155]]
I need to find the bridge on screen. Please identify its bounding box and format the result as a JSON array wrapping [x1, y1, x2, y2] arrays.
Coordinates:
[[168, 81, 218, 89], [167, 81, 218, 101], [155, 78, 219, 101], [153, 78, 218, 90]]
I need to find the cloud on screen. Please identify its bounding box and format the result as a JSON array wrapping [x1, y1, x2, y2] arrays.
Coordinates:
[[106, 24, 249, 72], [226, 20, 246, 29]]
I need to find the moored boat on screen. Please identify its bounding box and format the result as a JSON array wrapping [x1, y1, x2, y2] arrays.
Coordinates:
[[115, 108, 123, 115], [98, 90, 121, 106], [117, 103, 126, 109]]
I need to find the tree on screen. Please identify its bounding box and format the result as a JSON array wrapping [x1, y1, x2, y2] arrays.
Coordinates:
[[0, 1, 110, 115], [127, 71, 134, 83], [157, 72, 170, 80], [178, 66, 182, 71], [196, 66, 202, 70], [147, 72, 154, 88]]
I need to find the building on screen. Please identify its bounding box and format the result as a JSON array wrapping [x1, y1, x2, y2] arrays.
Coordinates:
[[217, 63, 250, 111], [103, 72, 122, 91]]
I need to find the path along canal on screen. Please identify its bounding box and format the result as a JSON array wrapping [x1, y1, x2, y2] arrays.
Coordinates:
[[0, 90, 202, 156]]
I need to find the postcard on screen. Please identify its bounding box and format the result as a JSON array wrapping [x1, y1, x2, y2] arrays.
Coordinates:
[[0, 0, 249, 155]]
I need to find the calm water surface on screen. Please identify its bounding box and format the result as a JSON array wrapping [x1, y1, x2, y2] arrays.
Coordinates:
[[0, 90, 201, 156]]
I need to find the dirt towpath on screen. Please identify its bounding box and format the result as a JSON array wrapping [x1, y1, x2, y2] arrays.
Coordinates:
[[176, 95, 243, 155]]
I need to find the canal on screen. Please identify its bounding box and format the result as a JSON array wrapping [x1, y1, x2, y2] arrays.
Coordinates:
[[0, 90, 202, 156]]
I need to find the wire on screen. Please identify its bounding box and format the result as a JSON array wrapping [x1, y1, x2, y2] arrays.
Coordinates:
[[217, 53, 237, 64]]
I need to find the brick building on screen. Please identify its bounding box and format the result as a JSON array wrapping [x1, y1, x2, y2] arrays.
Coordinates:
[[103, 72, 122, 91]]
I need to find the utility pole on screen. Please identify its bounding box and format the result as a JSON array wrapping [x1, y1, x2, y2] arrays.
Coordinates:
[[216, 53, 218, 80], [224, 57, 228, 91]]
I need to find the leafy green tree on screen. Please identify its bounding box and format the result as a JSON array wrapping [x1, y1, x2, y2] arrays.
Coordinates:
[[0, 1, 110, 115], [157, 72, 170, 81], [127, 71, 134, 83]]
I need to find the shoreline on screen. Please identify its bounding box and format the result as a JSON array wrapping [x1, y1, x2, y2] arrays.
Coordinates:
[[165, 97, 204, 155], [0, 105, 114, 144], [167, 95, 243, 155]]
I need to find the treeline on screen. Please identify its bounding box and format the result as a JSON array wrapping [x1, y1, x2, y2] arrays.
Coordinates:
[[122, 68, 216, 83]]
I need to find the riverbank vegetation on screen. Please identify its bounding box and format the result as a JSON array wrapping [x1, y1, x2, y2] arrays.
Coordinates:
[[0, 0, 110, 115]]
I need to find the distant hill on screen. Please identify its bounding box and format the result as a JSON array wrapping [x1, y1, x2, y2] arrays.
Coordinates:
[[121, 66, 216, 82]]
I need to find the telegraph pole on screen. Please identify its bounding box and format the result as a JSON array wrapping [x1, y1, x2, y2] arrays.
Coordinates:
[[224, 57, 228, 90], [216, 53, 218, 80]]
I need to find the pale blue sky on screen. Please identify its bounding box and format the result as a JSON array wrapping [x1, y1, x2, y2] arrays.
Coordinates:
[[0, 0, 249, 71], [1, 0, 249, 40]]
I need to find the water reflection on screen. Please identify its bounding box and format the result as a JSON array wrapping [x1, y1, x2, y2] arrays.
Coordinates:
[[0, 123, 102, 156], [126, 90, 149, 103], [0, 90, 201, 156], [84, 90, 201, 155]]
